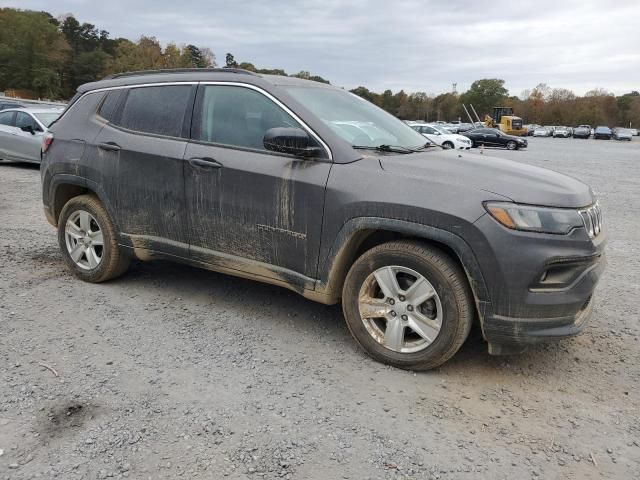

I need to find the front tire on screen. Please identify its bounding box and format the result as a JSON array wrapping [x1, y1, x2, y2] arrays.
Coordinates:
[[506, 140, 517, 150], [342, 240, 473, 370], [58, 194, 130, 283], [442, 141, 454, 149]]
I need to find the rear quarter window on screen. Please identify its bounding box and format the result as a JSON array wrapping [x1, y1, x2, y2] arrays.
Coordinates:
[[98, 90, 125, 122], [117, 85, 193, 137]]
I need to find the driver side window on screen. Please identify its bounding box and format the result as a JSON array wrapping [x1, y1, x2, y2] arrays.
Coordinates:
[[192, 85, 309, 152], [15, 112, 41, 131]]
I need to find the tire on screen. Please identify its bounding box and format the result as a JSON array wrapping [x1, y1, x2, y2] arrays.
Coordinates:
[[506, 140, 517, 150], [442, 141, 454, 149], [342, 240, 473, 370], [57, 194, 130, 283]]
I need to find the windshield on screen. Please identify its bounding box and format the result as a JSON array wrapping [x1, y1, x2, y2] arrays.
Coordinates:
[[284, 86, 428, 149], [34, 111, 62, 128], [429, 124, 449, 135]]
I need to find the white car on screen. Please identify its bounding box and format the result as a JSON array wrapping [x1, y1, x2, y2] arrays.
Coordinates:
[[0, 107, 64, 164], [409, 123, 472, 149], [533, 127, 552, 137]]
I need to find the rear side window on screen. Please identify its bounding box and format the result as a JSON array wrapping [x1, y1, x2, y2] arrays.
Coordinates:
[[98, 90, 125, 122], [117, 85, 192, 137], [0, 111, 14, 126]]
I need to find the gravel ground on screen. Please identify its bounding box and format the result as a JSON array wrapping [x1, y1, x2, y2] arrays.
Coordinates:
[[1, 137, 638, 480]]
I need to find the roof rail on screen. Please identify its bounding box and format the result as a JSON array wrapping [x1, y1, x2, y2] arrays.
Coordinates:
[[103, 67, 257, 80]]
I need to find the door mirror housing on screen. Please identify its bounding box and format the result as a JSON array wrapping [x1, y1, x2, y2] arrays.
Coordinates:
[[21, 125, 35, 135], [263, 127, 322, 157]]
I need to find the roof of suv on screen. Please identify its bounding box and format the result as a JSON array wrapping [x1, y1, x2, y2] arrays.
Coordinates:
[[77, 68, 336, 93]]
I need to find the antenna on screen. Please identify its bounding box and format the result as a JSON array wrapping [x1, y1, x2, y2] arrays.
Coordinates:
[[452, 82, 457, 94]]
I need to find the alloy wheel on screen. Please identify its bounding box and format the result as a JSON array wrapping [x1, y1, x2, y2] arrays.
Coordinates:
[[64, 210, 104, 270], [358, 265, 443, 353]]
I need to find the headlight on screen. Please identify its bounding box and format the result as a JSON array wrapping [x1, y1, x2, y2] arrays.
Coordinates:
[[484, 202, 584, 234]]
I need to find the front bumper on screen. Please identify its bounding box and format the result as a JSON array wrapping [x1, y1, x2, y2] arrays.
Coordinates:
[[472, 213, 607, 354]]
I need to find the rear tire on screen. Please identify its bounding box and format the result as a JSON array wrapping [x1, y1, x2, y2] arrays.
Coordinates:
[[58, 194, 130, 283], [342, 240, 473, 370]]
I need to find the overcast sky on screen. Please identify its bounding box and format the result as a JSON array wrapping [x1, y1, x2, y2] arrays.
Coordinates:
[[7, 0, 640, 96]]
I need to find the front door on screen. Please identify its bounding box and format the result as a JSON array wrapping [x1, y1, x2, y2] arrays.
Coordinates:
[[184, 84, 331, 284], [12, 112, 45, 162]]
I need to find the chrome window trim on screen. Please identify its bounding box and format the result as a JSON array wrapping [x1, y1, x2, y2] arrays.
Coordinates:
[[59, 81, 333, 160]]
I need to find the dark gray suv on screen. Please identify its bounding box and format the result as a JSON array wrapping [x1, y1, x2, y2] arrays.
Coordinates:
[[41, 69, 606, 370]]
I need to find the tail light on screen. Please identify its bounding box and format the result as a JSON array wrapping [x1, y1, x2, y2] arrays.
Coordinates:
[[42, 133, 54, 154]]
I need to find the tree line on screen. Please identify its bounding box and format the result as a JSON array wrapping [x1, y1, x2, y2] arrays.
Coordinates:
[[1, 8, 638, 128], [351, 79, 640, 128]]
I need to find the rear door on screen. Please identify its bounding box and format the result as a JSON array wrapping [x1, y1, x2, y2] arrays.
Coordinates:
[[183, 83, 331, 283], [92, 84, 196, 256]]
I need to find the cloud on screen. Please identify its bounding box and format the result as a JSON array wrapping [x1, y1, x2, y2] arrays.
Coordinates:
[[6, 0, 640, 95]]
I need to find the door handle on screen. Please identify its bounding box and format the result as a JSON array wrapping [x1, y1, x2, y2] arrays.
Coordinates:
[[188, 157, 223, 169], [98, 142, 121, 152]]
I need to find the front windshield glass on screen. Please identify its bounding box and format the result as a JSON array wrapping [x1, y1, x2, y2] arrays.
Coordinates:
[[34, 111, 62, 128], [284, 86, 428, 149]]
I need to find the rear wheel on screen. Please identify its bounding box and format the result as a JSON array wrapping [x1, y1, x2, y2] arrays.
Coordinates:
[[58, 194, 129, 283], [342, 240, 473, 370], [506, 140, 517, 150]]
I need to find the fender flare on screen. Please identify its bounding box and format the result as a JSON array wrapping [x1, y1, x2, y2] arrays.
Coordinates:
[[317, 217, 491, 315]]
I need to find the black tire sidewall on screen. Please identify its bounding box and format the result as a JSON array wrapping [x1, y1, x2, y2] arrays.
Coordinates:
[[507, 141, 517, 150], [343, 246, 469, 369], [57, 196, 118, 282]]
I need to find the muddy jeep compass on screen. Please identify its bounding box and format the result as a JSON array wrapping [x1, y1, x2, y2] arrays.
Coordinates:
[[41, 69, 606, 370]]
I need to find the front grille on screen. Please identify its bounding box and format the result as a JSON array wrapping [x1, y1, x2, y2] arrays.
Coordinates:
[[579, 202, 602, 238]]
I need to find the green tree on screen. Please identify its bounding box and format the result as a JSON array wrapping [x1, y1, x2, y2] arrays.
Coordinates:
[[459, 79, 508, 118], [0, 8, 70, 98]]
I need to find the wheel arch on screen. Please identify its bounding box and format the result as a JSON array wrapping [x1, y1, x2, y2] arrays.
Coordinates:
[[49, 174, 118, 229], [316, 218, 491, 319]]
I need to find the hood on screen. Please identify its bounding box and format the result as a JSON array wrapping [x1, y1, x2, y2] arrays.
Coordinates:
[[378, 150, 593, 208]]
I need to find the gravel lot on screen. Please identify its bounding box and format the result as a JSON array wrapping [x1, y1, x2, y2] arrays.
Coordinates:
[[1, 137, 638, 480]]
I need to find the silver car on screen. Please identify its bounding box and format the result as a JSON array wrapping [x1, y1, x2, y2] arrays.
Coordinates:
[[0, 107, 64, 164]]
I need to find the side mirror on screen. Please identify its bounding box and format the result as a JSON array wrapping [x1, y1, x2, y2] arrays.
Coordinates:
[[21, 125, 35, 135], [263, 127, 322, 157]]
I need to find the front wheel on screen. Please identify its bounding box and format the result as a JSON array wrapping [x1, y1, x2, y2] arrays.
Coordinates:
[[506, 140, 517, 150], [342, 240, 474, 370], [442, 141, 454, 149], [58, 194, 130, 283]]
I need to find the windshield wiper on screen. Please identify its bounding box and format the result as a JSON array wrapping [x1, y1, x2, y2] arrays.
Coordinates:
[[353, 143, 434, 154]]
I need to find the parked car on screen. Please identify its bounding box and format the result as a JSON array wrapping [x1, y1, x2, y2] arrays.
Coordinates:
[[409, 122, 472, 149], [533, 126, 552, 137], [525, 124, 541, 136], [594, 126, 612, 140], [41, 69, 605, 370], [553, 126, 571, 138], [0, 107, 64, 163], [573, 125, 591, 139], [612, 128, 632, 141], [0, 100, 25, 111], [462, 128, 527, 149], [455, 122, 475, 132]]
